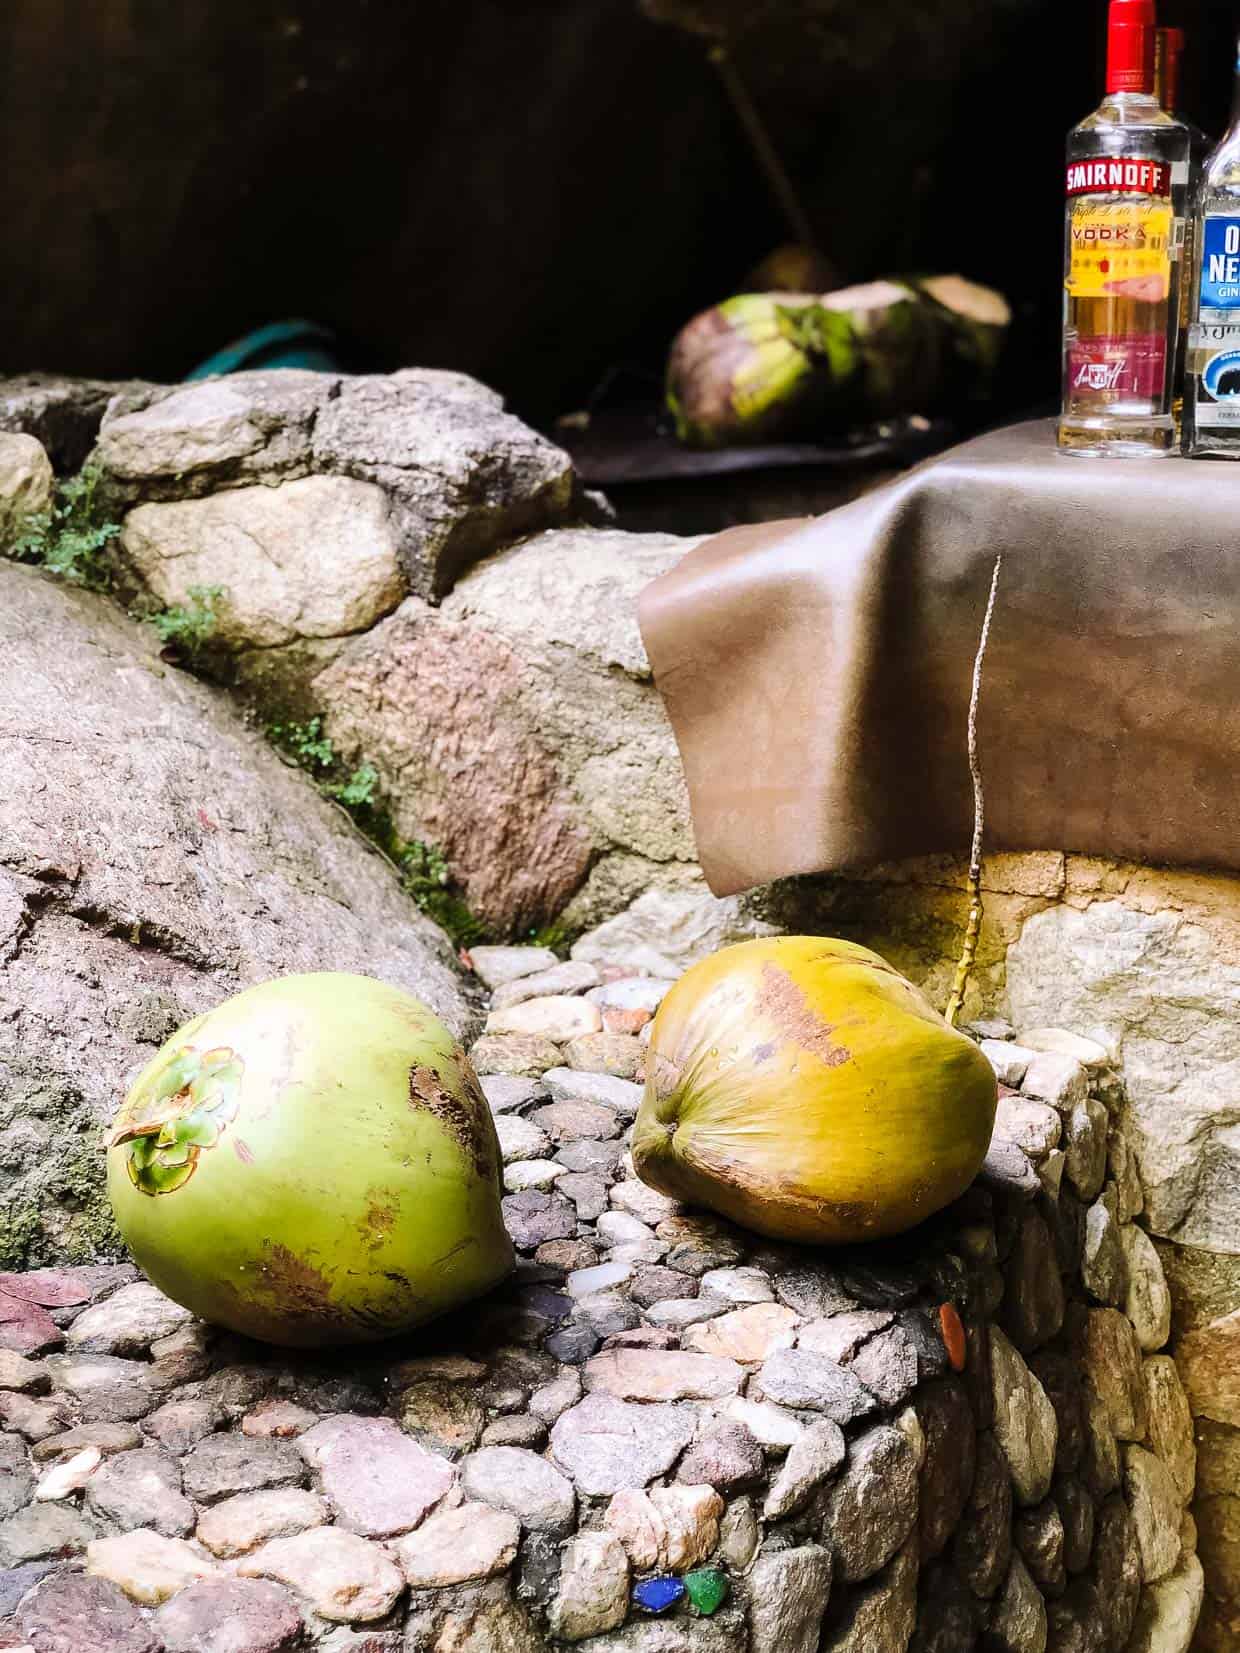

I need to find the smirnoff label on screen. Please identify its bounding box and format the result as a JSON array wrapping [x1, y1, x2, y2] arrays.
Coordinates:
[[1068, 333, 1168, 400], [1065, 158, 1172, 198], [1065, 201, 1173, 301]]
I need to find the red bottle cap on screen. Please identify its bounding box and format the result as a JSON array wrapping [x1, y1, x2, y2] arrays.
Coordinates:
[[1106, 0, 1156, 95], [1161, 26, 1185, 113]]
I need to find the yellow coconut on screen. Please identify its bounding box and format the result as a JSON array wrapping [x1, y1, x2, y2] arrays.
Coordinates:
[[631, 936, 997, 1245]]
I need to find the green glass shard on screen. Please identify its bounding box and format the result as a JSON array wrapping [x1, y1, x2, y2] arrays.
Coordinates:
[[684, 1567, 728, 1616]]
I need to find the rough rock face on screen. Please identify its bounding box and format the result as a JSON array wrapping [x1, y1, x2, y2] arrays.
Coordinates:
[[1006, 897, 1240, 1258], [0, 963, 1199, 1650], [120, 475, 407, 652], [0, 434, 52, 541], [95, 368, 580, 601], [0, 561, 471, 1267], [312, 529, 702, 934], [0, 374, 151, 471]]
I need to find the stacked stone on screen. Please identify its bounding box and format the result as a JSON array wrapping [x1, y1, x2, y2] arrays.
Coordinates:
[[0, 948, 1201, 1652], [961, 1027, 1203, 1653], [0, 384, 700, 944]]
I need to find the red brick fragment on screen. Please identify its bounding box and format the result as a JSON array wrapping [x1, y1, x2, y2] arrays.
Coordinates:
[[939, 1302, 967, 1373]]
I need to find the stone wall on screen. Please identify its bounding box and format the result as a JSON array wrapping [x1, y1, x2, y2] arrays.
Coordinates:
[[0, 375, 699, 942], [1, 374, 1235, 1644], [0, 948, 1204, 1651], [575, 862, 1240, 1653]]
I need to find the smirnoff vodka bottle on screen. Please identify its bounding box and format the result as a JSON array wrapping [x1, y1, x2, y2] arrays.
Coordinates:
[[1184, 38, 1240, 458], [1059, 0, 1189, 457]]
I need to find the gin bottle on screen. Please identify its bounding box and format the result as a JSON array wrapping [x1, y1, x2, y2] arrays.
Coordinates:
[[1184, 39, 1240, 459], [1059, 0, 1189, 458], [1156, 27, 1211, 428]]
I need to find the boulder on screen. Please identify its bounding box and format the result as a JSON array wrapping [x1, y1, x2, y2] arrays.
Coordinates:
[[95, 368, 579, 600], [96, 372, 326, 487], [0, 374, 151, 471], [1006, 896, 1240, 1258], [312, 527, 702, 933], [119, 476, 406, 651], [0, 434, 53, 545], [0, 561, 470, 1267]]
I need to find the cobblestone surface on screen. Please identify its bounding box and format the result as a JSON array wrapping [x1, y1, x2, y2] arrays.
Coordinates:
[[0, 950, 1193, 1650]]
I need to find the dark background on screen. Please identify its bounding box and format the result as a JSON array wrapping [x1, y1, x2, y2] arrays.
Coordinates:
[[1, 0, 1235, 423]]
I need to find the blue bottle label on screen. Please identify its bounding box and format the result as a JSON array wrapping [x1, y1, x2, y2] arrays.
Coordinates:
[[1199, 216, 1240, 310], [1194, 345, 1240, 427], [1203, 348, 1240, 399]]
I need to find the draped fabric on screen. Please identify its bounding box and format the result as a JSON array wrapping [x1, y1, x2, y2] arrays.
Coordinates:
[[638, 419, 1240, 896]]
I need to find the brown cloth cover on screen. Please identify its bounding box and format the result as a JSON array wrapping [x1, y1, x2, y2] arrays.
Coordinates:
[[638, 418, 1240, 897]]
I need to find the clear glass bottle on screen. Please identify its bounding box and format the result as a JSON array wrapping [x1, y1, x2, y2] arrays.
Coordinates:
[[1059, 0, 1189, 458], [1156, 27, 1211, 430], [1156, 28, 1213, 174], [1184, 39, 1240, 459]]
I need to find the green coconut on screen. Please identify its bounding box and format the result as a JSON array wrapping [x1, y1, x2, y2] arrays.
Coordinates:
[[105, 972, 513, 1346], [665, 293, 826, 447], [666, 273, 1011, 447], [914, 274, 1012, 400], [803, 279, 946, 416]]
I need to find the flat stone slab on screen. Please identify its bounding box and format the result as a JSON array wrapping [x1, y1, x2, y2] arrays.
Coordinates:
[[180, 1433, 306, 1505], [584, 1347, 745, 1402], [460, 1445, 576, 1535], [550, 1393, 696, 1495], [155, 1576, 305, 1653], [17, 1569, 161, 1652], [238, 1526, 405, 1624], [297, 1414, 454, 1537], [756, 1349, 878, 1424]]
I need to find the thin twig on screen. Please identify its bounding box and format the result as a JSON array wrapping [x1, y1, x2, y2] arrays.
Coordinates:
[[708, 44, 820, 252], [945, 553, 1003, 1029]]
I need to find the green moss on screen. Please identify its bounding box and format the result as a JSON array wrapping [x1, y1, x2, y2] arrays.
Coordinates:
[[0, 1068, 124, 1269], [52, 1133, 122, 1250], [324, 763, 379, 812], [396, 840, 487, 951], [9, 463, 122, 590], [523, 920, 574, 956], [0, 1140, 122, 1270], [268, 715, 336, 771], [0, 1203, 42, 1271], [69, 1202, 124, 1262], [266, 718, 489, 950], [147, 585, 224, 661]]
